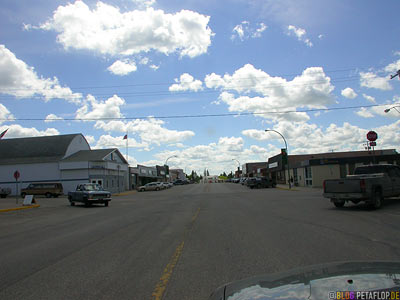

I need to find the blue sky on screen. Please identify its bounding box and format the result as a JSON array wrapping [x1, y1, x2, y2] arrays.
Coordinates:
[[1, 0, 400, 175]]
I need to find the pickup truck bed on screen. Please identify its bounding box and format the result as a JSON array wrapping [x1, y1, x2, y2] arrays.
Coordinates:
[[323, 164, 400, 209]]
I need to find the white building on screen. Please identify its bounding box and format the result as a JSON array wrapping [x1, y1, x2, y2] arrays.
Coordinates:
[[0, 134, 129, 195]]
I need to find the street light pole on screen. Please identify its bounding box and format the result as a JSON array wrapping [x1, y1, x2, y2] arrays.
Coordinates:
[[232, 159, 240, 177], [384, 106, 400, 114], [265, 129, 291, 189]]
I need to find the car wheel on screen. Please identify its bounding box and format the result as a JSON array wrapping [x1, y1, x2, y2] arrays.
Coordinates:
[[372, 189, 384, 209], [333, 199, 345, 208], [45, 192, 52, 198], [0, 194, 6, 198], [140, 188, 144, 192], [21, 192, 26, 198], [156, 187, 160, 191], [104, 201, 109, 207], [70, 201, 75, 206], [85, 200, 90, 207]]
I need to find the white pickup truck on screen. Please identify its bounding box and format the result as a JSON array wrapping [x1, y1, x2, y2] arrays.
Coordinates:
[[323, 164, 400, 209]]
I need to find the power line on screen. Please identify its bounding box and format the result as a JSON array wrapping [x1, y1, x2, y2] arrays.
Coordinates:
[[0, 67, 361, 92], [0, 75, 360, 101], [0, 103, 394, 122]]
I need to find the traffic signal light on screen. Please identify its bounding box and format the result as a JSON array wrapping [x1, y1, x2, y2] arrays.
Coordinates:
[[281, 148, 288, 164]]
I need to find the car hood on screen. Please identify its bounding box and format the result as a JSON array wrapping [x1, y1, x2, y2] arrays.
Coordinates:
[[86, 191, 110, 195], [209, 261, 400, 300]]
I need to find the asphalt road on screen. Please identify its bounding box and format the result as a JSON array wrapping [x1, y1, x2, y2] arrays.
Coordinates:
[[1, 183, 400, 300]]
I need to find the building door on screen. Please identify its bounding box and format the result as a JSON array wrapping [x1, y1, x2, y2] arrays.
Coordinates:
[[293, 168, 298, 186], [305, 167, 312, 187]]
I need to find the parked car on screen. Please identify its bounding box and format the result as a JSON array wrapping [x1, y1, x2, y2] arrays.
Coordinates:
[[68, 183, 111, 207], [21, 182, 63, 198], [0, 187, 11, 198], [246, 177, 276, 189], [240, 177, 248, 185], [162, 182, 173, 189], [232, 178, 240, 183], [137, 182, 163, 192], [323, 164, 400, 209], [173, 179, 184, 185]]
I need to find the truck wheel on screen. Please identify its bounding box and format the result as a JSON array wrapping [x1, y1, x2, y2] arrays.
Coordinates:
[[104, 201, 109, 207], [0, 194, 6, 198], [333, 200, 345, 208], [372, 189, 384, 209], [156, 187, 160, 191], [85, 201, 90, 207]]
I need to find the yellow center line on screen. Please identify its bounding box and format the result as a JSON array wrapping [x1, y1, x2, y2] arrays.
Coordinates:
[[151, 207, 201, 300]]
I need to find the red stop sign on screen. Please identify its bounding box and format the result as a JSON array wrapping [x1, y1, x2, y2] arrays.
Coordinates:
[[14, 170, 20, 180], [367, 131, 378, 142]]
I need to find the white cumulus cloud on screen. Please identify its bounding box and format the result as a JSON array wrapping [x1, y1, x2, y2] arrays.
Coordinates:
[[360, 72, 392, 91], [0, 45, 81, 103], [242, 120, 400, 154], [362, 94, 376, 103], [0, 124, 59, 138], [94, 117, 195, 147], [169, 73, 203, 92], [287, 25, 313, 47], [341, 87, 357, 99], [75, 94, 125, 120], [107, 59, 137, 76], [231, 21, 267, 41], [205, 64, 334, 122], [45, 114, 63, 123], [33, 1, 213, 58], [0, 104, 15, 124], [356, 108, 374, 118]]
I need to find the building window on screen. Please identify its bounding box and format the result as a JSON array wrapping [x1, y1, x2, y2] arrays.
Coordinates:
[[112, 180, 114, 187]]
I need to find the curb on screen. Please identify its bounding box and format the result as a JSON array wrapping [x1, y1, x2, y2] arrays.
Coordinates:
[[113, 190, 137, 197], [0, 204, 40, 213], [276, 187, 298, 191]]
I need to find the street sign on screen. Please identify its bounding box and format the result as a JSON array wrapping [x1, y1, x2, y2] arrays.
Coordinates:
[[14, 170, 20, 180], [369, 141, 377, 147], [366, 131, 378, 142]]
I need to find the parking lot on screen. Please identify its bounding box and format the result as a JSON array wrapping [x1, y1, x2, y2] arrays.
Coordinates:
[[1, 183, 400, 300]]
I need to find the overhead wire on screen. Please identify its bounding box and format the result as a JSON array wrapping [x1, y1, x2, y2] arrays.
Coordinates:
[[0, 103, 396, 122], [0, 74, 361, 101], [0, 66, 363, 92]]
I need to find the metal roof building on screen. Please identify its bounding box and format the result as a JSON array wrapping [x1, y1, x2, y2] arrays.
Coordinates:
[[0, 134, 129, 195]]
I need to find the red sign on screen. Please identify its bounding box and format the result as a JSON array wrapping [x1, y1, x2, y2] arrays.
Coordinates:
[[14, 170, 20, 180], [369, 141, 377, 147], [367, 131, 378, 142]]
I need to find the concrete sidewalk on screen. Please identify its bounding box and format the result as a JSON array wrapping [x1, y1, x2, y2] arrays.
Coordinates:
[[0, 190, 138, 212], [276, 184, 322, 192], [0, 196, 41, 212]]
